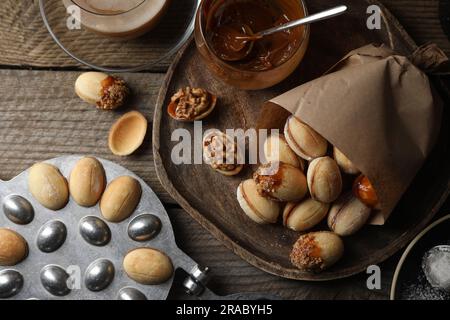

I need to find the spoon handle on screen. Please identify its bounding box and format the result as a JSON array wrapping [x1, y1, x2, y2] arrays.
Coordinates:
[[258, 5, 348, 37]]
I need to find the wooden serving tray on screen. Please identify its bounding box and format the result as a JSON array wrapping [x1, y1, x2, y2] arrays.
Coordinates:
[[153, 0, 450, 280]]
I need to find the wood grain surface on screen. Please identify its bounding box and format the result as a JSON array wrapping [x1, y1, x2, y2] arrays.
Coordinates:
[[0, 69, 171, 201], [0, 0, 449, 299], [0, 0, 197, 71], [0, 1, 448, 71]]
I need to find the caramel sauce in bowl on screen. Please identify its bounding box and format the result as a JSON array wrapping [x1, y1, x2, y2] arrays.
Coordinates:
[[195, 0, 310, 90]]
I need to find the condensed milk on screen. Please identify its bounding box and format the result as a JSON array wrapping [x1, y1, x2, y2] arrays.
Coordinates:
[[63, 0, 171, 39]]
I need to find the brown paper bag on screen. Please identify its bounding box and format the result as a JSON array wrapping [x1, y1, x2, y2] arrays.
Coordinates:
[[263, 44, 445, 225]]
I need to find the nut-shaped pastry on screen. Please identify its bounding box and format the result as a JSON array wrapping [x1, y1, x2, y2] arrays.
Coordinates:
[[28, 163, 69, 210], [123, 248, 173, 285], [290, 231, 344, 272], [108, 111, 148, 156], [307, 157, 343, 204], [263, 134, 304, 170], [0, 228, 28, 266], [333, 147, 360, 175], [237, 179, 280, 224], [69, 157, 106, 207], [100, 176, 142, 222], [168, 87, 217, 122], [253, 162, 308, 202], [75, 72, 129, 110], [328, 194, 372, 236], [353, 175, 379, 208], [284, 115, 328, 161], [283, 199, 329, 232], [203, 130, 243, 176]]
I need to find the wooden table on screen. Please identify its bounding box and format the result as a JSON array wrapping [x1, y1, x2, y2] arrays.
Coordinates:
[[0, 0, 449, 300]]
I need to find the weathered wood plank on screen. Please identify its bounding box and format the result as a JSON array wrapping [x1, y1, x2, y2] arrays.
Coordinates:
[[0, 52, 449, 303], [0, 1, 449, 301], [384, 0, 450, 54], [0, 69, 176, 203], [0, 67, 397, 301], [0, 0, 194, 71], [0, 1, 448, 70]]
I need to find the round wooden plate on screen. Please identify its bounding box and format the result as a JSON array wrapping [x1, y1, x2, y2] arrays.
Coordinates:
[[153, 0, 450, 280]]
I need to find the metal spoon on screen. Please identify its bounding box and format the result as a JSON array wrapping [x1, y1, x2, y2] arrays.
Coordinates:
[[249, 5, 347, 39], [222, 5, 348, 62]]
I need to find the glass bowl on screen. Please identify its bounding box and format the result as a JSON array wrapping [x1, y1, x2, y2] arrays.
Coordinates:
[[39, 0, 200, 72], [194, 0, 310, 90]]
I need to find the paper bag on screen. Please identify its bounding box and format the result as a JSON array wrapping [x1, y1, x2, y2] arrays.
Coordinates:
[[264, 44, 445, 225]]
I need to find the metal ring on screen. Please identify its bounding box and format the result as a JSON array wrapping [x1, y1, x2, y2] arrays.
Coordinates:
[[182, 265, 211, 296], [183, 277, 204, 296]]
